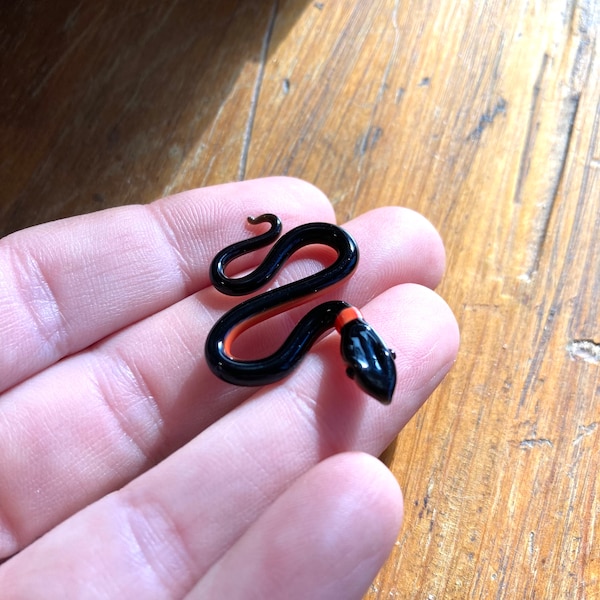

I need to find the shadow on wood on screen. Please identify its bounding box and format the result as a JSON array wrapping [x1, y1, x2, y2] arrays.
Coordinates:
[[0, 0, 313, 236]]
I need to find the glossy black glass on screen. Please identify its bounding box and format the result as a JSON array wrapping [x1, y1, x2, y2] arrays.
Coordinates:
[[204, 214, 396, 404]]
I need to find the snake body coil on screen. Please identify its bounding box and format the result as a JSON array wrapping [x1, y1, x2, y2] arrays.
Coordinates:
[[204, 214, 396, 404]]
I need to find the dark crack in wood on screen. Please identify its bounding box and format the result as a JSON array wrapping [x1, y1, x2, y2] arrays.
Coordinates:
[[466, 97, 507, 141], [513, 53, 549, 206], [524, 93, 580, 280], [238, 1, 278, 181]]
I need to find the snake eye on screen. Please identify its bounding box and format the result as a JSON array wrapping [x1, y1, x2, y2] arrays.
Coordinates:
[[346, 366, 355, 379]]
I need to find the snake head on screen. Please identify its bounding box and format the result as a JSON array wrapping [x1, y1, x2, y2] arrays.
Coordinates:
[[339, 318, 396, 404]]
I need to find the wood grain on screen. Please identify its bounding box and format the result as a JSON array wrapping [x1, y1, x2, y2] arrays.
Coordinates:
[[2, 0, 599, 597], [1, 0, 290, 235]]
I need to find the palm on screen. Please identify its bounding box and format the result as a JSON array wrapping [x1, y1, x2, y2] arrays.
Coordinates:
[[0, 178, 458, 599]]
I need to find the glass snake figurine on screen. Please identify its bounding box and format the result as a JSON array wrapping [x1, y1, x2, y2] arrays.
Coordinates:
[[204, 214, 396, 404]]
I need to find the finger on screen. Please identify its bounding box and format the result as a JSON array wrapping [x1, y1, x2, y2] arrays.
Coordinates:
[[0, 284, 458, 589], [355, 206, 445, 291], [0, 207, 445, 558], [0, 453, 402, 599], [0, 176, 334, 391], [188, 452, 403, 600]]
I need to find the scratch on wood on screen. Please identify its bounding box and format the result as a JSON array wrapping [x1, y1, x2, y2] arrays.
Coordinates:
[[513, 54, 548, 205], [519, 438, 553, 449], [519, 9, 594, 279], [573, 422, 598, 445], [524, 91, 580, 279], [567, 339, 600, 364], [519, 304, 559, 407], [511, 39, 586, 281], [355, 126, 383, 156], [528, 531, 535, 557], [238, 1, 278, 180], [466, 97, 507, 141]]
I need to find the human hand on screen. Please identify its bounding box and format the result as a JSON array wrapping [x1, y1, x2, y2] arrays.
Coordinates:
[[0, 177, 459, 598]]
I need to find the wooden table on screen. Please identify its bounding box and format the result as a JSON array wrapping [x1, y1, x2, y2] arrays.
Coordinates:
[[2, 1, 599, 597]]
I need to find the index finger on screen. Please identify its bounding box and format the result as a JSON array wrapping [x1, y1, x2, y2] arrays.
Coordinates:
[[0, 177, 334, 391]]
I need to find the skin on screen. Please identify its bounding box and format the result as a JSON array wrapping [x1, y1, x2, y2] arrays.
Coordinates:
[[0, 177, 459, 599]]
